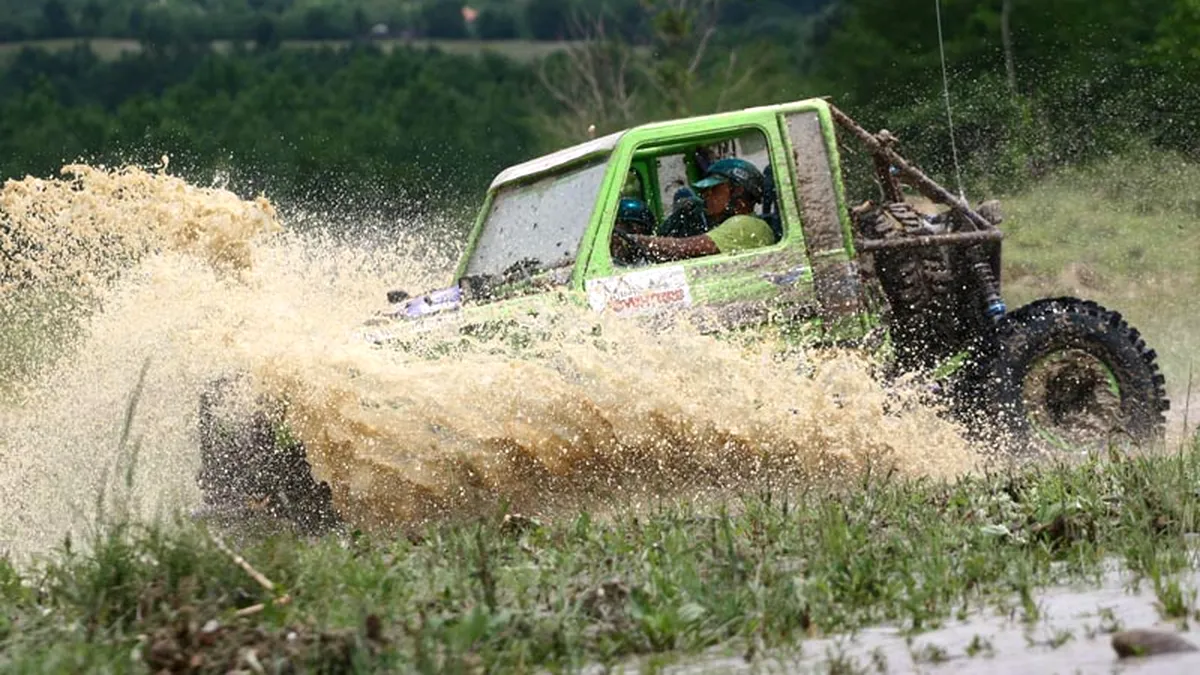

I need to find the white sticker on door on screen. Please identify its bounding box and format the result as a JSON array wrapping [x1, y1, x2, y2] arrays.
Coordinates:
[[585, 265, 693, 316]]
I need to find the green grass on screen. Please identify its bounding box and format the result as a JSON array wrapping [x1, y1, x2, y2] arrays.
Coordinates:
[[3, 435, 1200, 672], [996, 148, 1200, 404], [0, 37, 577, 63]]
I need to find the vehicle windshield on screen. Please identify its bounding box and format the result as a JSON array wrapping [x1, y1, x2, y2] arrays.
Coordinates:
[[463, 157, 609, 280]]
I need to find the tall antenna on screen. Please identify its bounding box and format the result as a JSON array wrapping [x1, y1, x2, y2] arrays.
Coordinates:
[[935, 0, 966, 200]]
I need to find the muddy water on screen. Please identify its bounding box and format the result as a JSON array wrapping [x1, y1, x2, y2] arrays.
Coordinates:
[[615, 561, 1200, 674], [0, 164, 979, 564]]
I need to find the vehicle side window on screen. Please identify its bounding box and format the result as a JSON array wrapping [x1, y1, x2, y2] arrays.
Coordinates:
[[653, 152, 692, 213], [609, 128, 783, 268]]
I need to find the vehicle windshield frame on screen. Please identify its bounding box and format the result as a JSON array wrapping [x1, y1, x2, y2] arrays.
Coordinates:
[[458, 154, 612, 283]]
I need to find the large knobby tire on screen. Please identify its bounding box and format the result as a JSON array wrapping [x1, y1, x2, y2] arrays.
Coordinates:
[[976, 297, 1169, 454], [196, 376, 342, 535], [854, 202, 966, 372]]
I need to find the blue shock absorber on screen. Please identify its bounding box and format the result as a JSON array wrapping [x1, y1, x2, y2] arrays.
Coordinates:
[[973, 259, 1006, 322]]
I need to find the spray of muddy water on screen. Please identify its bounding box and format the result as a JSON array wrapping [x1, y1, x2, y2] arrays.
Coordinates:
[[0, 162, 979, 564]]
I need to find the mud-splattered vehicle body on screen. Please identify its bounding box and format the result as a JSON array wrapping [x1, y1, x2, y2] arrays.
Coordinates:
[[198, 98, 1170, 532]]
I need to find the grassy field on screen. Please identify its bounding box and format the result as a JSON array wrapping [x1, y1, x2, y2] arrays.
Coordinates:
[[0, 37, 576, 63], [996, 148, 1200, 412], [2, 433, 1198, 672]]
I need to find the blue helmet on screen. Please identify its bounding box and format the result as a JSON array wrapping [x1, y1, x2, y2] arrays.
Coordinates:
[[691, 157, 765, 203], [616, 197, 656, 233]]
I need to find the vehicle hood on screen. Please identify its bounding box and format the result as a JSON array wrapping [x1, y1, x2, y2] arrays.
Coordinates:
[[355, 268, 579, 345]]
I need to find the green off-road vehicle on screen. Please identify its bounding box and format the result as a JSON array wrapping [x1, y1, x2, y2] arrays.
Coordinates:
[[197, 98, 1170, 533]]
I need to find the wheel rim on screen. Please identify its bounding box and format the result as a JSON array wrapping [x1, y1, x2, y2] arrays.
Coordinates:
[[1021, 348, 1122, 452]]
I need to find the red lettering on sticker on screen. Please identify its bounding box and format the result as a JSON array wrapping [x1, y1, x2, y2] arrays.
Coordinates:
[[609, 288, 686, 313]]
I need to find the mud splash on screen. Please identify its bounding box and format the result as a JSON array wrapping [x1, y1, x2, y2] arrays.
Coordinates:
[[0, 163, 978, 563], [0, 159, 279, 293]]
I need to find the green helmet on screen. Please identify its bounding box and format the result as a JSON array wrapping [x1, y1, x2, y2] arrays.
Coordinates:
[[691, 157, 765, 204]]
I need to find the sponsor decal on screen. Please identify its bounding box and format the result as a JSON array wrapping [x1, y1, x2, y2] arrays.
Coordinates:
[[585, 265, 693, 317], [401, 285, 463, 319]]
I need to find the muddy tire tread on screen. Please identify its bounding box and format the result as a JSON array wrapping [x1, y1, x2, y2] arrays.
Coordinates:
[[977, 296, 1169, 450], [855, 202, 964, 371]]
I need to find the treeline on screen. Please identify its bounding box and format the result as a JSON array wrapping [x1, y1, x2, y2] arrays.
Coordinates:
[[0, 0, 831, 43], [0, 42, 558, 219], [813, 0, 1200, 192], [1, 0, 1199, 226], [527, 0, 1200, 198]]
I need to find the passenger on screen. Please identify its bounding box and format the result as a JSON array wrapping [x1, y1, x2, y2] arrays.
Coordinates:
[[655, 186, 709, 238], [609, 197, 658, 266], [621, 157, 774, 263], [656, 147, 718, 238]]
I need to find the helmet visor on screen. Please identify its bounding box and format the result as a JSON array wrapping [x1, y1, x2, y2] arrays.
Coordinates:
[[691, 174, 729, 191]]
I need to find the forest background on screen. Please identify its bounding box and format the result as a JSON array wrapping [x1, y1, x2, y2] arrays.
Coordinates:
[[1, 0, 1197, 225]]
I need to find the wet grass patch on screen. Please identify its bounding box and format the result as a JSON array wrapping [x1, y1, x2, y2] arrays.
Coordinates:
[[3, 439, 1200, 672]]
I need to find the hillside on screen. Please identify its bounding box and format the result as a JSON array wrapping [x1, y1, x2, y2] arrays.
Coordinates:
[[0, 0, 836, 43]]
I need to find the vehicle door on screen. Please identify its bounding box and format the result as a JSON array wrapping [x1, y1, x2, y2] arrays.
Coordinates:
[[578, 114, 819, 336]]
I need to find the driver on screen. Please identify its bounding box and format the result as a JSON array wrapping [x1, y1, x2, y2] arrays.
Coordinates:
[[616, 157, 774, 263]]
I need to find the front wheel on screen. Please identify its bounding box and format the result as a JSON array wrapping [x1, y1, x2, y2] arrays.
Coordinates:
[[196, 375, 343, 535], [969, 297, 1169, 454]]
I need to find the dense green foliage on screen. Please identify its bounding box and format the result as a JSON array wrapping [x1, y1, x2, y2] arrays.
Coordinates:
[[0, 42, 554, 216], [816, 0, 1200, 193], [1, 0, 1198, 222], [0, 0, 832, 42]]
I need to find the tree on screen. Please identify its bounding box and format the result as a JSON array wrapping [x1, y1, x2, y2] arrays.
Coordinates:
[[527, 0, 572, 40], [642, 0, 722, 114], [532, 0, 764, 143], [80, 1, 104, 35], [252, 15, 280, 51], [536, 15, 638, 139], [639, 0, 763, 115], [302, 7, 338, 40], [0, 21, 28, 41], [1148, 0, 1200, 66], [128, 7, 144, 36], [476, 7, 518, 39], [39, 0, 75, 39], [353, 8, 369, 37], [1000, 0, 1016, 94], [421, 0, 467, 39]]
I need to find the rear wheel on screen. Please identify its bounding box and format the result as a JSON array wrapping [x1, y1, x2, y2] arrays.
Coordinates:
[[973, 297, 1169, 454]]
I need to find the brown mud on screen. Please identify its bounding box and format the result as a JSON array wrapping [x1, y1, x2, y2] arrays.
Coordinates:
[[0, 162, 988, 563]]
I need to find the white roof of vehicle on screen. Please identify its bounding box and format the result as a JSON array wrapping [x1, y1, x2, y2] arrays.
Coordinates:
[[485, 98, 828, 191], [488, 130, 625, 190]]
